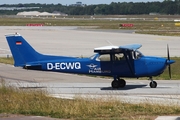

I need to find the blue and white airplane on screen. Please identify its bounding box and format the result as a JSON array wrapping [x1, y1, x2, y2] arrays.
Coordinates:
[[5, 33, 175, 88]]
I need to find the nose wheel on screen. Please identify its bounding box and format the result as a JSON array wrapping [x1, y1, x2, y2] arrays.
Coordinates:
[[111, 78, 126, 88], [149, 77, 157, 88]]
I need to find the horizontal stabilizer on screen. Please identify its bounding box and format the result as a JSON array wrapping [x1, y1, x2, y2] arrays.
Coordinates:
[[23, 64, 42, 70]]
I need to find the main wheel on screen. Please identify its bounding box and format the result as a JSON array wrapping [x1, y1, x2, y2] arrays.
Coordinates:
[[150, 81, 157, 88], [118, 79, 126, 88], [111, 80, 119, 88]]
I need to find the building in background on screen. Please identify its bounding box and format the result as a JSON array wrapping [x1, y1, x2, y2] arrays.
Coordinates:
[[70, 2, 85, 7]]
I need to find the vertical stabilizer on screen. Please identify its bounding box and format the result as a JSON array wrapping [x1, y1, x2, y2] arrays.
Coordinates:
[[5, 33, 40, 67]]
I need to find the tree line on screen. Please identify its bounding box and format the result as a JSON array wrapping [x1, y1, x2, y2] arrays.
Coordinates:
[[1, 0, 180, 15]]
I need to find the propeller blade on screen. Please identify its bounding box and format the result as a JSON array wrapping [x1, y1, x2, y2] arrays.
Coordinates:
[[168, 63, 171, 79], [167, 44, 171, 80]]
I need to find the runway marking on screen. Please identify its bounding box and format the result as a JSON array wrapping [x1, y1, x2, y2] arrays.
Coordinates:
[[155, 116, 180, 120]]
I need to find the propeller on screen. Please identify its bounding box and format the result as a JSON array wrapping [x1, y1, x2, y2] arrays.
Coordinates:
[[167, 44, 171, 79]]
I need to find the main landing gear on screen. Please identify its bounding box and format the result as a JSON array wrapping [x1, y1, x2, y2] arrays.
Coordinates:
[[149, 77, 157, 88], [111, 77, 157, 89], [111, 77, 126, 88]]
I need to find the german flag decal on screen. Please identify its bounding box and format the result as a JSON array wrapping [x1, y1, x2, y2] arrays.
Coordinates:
[[16, 41, 22, 45]]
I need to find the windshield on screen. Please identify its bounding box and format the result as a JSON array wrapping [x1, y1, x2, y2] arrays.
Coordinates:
[[133, 50, 143, 59], [136, 50, 143, 57]]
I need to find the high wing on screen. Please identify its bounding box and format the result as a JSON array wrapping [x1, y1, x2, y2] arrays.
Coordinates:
[[94, 44, 142, 53]]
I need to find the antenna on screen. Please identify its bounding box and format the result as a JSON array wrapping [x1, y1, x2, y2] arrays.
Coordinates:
[[106, 40, 114, 46]]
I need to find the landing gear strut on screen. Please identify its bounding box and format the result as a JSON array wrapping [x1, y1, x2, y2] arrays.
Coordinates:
[[111, 77, 126, 88], [149, 77, 157, 88]]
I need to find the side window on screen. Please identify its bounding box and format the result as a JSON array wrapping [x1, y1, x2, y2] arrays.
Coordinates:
[[98, 54, 111, 61], [114, 53, 125, 61]]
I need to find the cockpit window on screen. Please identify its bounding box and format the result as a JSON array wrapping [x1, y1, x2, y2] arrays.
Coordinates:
[[94, 50, 143, 61], [97, 54, 111, 61], [114, 53, 125, 61]]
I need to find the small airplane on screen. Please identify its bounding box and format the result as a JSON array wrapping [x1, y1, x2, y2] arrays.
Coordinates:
[[5, 33, 175, 88]]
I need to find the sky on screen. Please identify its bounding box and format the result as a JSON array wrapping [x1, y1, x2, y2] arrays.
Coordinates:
[[0, 0, 164, 5]]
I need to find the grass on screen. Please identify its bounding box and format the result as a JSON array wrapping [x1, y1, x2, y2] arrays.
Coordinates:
[[0, 57, 14, 65], [0, 79, 180, 119]]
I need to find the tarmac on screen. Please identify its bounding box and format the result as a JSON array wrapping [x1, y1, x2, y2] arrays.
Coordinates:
[[0, 26, 180, 57], [0, 26, 180, 120]]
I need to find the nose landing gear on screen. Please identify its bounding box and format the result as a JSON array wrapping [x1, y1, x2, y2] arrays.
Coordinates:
[[149, 77, 157, 88]]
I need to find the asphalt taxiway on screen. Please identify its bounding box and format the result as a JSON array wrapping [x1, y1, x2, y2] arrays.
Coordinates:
[[0, 26, 180, 119]]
